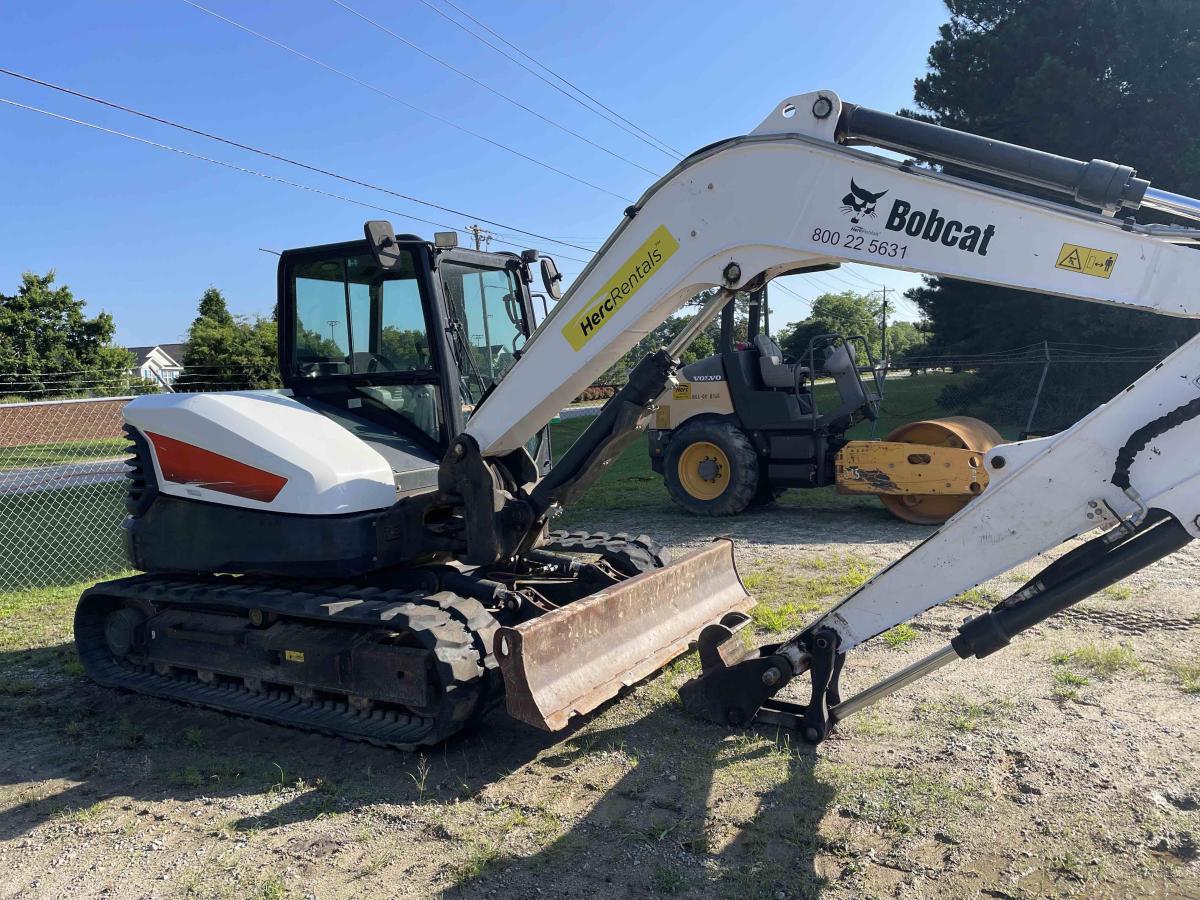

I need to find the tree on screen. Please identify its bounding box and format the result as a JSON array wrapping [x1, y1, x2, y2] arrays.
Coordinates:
[[779, 291, 882, 361], [0, 271, 133, 397], [179, 287, 279, 391], [905, 0, 1200, 427]]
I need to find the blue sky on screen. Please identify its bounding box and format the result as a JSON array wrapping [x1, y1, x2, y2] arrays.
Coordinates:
[[1, 0, 948, 347]]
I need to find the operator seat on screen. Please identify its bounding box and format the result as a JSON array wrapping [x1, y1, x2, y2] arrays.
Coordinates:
[[754, 333, 808, 391]]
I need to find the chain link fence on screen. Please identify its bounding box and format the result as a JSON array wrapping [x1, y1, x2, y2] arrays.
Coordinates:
[[892, 342, 1175, 437], [0, 344, 1174, 592], [0, 371, 255, 591]]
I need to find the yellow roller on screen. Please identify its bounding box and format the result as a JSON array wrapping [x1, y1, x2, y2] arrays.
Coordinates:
[[876, 416, 1004, 525]]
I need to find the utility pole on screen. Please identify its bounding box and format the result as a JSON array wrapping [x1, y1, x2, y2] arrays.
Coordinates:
[[871, 287, 891, 367], [465, 224, 494, 251]]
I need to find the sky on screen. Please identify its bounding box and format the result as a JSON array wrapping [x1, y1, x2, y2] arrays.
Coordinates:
[[0, 0, 949, 348]]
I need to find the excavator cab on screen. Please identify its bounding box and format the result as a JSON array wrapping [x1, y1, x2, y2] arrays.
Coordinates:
[[278, 230, 552, 494]]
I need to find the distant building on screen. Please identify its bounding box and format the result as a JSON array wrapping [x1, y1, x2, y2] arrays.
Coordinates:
[[128, 343, 187, 387]]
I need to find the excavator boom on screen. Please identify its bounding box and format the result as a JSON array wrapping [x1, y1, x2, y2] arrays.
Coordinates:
[[462, 90, 1200, 739]]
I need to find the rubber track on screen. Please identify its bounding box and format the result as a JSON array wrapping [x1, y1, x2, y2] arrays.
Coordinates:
[[75, 574, 494, 750], [543, 530, 671, 575]]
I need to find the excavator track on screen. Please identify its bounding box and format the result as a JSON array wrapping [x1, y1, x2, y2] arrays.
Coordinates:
[[542, 530, 670, 574], [75, 574, 499, 750]]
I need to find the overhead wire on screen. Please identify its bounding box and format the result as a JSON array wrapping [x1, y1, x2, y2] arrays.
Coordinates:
[[415, 0, 682, 160], [178, 0, 633, 202], [0, 96, 594, 265], [0, 67, 597, 257], [327, 0, 659, 177]]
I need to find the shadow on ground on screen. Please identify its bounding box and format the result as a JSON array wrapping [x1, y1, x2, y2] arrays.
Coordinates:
[[0, 640, 558, 841]]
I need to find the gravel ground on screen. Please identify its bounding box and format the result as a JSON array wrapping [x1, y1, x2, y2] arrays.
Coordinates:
[[1, 501, 1198, 899]]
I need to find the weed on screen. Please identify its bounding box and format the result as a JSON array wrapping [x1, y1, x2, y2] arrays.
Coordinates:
[[178, 767, 203, 788], [60, 800, 107, 823], [183, 727, 204, 748], [949, 587, 993, 609], [1053, 643, 1141, 679], [257, 875, 286, 900], [0, 678, 36, 696], [824, 762, 982, 834], [1051, 668, 1090, 701], [1103, 584, 1133, 602], [451, 842, 504, 884], [268, 762, 289, 793], [652, 866, 688, 894], [883, 623, 918, 649], [409, 754, 432, 801], [63, 720, 86, 740], [119, 718, 147, 749], [751, 598, 823, 634], [947, 698, 1012, 732], [1169, 659, 1200, 694]]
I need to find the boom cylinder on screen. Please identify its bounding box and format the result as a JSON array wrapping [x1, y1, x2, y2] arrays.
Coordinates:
[[837, 103, 1150, 215]]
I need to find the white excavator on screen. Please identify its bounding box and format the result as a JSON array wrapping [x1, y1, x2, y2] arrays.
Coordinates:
[[77, 90, 1200, 747]]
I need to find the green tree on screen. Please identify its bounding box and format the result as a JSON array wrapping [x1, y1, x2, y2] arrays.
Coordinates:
[[779, 291, 882, 360], [179, 287, 279, 391], [0, 271, 134, 397], [905, 0, 1200, 428]]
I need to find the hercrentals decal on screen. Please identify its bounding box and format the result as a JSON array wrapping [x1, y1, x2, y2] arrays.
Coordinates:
[[562, 225, 679, 351], [884, 200, 996, 256]]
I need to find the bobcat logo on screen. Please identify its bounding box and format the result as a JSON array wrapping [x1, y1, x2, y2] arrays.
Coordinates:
[[840, 180, 888, 224]]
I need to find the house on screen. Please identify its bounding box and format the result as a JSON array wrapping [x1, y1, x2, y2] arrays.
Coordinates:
[[129, 343, 187, 387]]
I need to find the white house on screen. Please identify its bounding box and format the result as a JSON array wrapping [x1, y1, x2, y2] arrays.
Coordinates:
[[129, 344, 186, 387]]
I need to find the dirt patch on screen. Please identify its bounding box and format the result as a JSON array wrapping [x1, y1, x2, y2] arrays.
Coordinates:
[[2, 503, 1200, 898]]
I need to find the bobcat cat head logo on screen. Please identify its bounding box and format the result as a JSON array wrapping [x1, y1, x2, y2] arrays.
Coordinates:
[[841, 180, 888, 224]]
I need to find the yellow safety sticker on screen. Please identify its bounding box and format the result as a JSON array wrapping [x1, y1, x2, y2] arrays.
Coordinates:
[[562, 225, 679, 350], [284, 650, 305, 663], [672, 383, 692, 400], [1055, 243, 1117, 279]]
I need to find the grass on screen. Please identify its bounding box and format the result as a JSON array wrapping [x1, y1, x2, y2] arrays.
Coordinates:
[[741, 555, 874, 634], [914, 694, 1016, 731], [1168, 660, 1200, 694], [822, 761, 983, 835], [0, 437, 127, 472], [1052, 643, 1142, 679], [882, 623, 919, 649]]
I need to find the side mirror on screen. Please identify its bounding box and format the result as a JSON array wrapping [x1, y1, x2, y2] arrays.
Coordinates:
[[364, 220, 404, 270], [540, 257, 563, 300]]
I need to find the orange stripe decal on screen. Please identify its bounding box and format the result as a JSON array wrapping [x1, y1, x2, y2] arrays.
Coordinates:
[[145, 431, 287, 503]]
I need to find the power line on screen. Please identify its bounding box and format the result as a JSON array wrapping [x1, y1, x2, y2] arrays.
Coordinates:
[[0, 66, 597, 256], [0, 96, 593, 265], [327, 0, 658, 177], [178, 0, 633, 202], [0, 67, 596, 257], [415, 0, 681, 160]]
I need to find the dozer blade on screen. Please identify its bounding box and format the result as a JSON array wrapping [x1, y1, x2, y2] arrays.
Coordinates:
[[494, 539, 753, 731]]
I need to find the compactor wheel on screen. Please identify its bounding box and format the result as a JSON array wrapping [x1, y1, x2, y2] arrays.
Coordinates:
[[879, 416, 1003, 525], [664, 420, 759, 516]]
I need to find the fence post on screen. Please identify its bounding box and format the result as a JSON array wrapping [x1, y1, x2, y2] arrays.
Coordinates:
[[1025, 340, 1051, 435]]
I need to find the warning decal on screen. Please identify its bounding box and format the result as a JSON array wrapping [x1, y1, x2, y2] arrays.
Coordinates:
[[562, 225, 680, 351], [1055, 243, 1117, 279]]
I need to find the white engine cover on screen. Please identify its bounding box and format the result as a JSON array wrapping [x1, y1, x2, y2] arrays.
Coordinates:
[[124, 391, 397, 515]]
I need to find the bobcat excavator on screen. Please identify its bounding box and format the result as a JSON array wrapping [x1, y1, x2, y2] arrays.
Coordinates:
[[78, 90, 1200, 747]]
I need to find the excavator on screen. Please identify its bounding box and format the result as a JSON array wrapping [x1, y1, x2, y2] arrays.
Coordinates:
[[77, 90, 1200, 748]]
